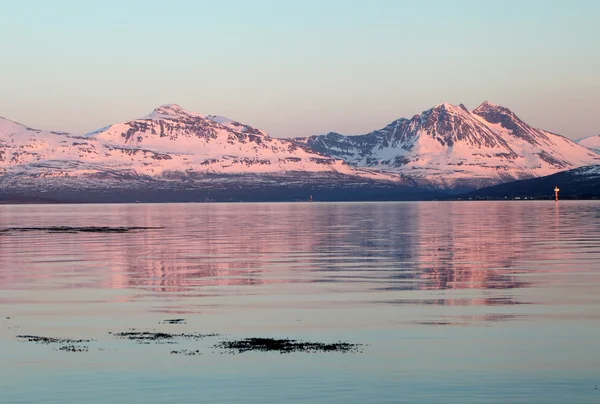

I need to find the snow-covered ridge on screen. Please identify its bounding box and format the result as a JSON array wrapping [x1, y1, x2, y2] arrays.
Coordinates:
[[575, 164, 600, 177], [0, 105, 400, 186], [294, 101, 600, 188], [142, 104, 205, 120], [577, 134, 600, 154]]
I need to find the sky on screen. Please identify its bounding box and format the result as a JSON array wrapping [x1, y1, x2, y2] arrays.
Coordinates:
[[1, 0, 599, 139]]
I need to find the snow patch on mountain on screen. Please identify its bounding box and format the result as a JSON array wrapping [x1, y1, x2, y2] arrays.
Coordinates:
[[577, 134, 600, 153]]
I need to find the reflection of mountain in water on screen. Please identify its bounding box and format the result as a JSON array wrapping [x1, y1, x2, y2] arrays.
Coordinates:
[[88, 204, 557, 301], [411, 202, 536, 292], [99, 204, 331, 293], [298, 203, 535, 292], [0, 202, 594, 309]]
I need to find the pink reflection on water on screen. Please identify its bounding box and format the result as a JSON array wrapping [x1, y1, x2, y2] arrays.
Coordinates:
[[0, 202, 599, 312]]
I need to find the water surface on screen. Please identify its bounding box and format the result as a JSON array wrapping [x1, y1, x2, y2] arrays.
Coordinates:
[[1, 201, 599, 403]]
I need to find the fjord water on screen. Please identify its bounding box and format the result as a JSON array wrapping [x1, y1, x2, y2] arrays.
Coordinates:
[[1, 202, 599, 403]]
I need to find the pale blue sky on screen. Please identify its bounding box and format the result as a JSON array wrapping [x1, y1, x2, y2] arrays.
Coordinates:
[[1, 0, 598, 138]]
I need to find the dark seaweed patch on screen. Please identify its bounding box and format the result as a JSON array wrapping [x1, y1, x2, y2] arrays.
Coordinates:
[[17, 335, 91, 352], [160, 319, 187, 325], [0, 226, 162, 234], [16, 335, 91, 344], [109, 331, 176, 344], [57, 345, 89, 352], [414, 321, 453, 326], [214, 337, 362, 354], [170, 349, 201, 356], [16, 329, 363, 357], [110, 330, 218, 344]]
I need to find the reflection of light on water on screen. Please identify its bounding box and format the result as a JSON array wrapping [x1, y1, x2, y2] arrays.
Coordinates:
[[1, 202, 600, 315]]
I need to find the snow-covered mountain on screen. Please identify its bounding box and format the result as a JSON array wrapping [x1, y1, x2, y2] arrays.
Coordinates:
[[2, 102, 597, 201], [577, 134, 600, 154], [0, 105, 407, 201], [79, 104, 396, 178], [294, 102, 600, 189], [0, 104, 396, 179]]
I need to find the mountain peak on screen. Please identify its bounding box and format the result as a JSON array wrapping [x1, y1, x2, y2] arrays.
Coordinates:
[[432, 102, 457, 110], [144, 104, 204, 120], [472, 101, 520, 122], [472, 101, 512, 115], [430, 102, 470, 114], [471, 101, 557, 145], [478, 100, 497, 108]]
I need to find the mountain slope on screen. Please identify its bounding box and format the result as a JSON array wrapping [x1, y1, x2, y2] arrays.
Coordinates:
[[83, 104, 396, 178], [577, 134, 600, 153], [462, 165, 600, 199], [295, 102, 599, 189]]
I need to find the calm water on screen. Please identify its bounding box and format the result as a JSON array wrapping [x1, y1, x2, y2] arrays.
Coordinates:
[[1, 201, 599, 403]]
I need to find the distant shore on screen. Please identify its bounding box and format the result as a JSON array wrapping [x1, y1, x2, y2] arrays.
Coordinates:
[[1, 196, 598, 205]]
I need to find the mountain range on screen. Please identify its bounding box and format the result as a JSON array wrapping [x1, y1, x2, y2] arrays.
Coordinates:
[[1, 102, 598, 202], [294, 102, 599, 189], [0, 104, 394, 180], [0, 105, 419, 202]]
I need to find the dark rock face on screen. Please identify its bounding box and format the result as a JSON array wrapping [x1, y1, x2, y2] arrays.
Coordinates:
[[112, 105, 272, 148], [537, 151, 570, 169], [300, 132, 381, 162], [418, 104, 511, 149], [472, 101, 549, 145]]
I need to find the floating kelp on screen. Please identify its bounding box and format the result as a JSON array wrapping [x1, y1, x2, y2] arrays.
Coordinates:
[[214, 337, 362, 354]]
